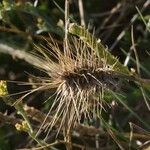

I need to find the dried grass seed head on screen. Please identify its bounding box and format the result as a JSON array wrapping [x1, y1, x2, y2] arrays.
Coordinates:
[[33, 36, 119, 136]]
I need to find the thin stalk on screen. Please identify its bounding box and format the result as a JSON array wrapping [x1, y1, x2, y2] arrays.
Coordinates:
[[64, 0, 72, 150], [78, 0, 85, 26]]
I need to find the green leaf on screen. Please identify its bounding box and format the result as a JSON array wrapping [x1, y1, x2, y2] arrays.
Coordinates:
[[69, 23, 130, 75], [0, 80, 8, 96]]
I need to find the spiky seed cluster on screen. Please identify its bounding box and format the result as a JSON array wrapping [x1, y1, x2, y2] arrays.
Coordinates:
[[34, 37, 118, 136]]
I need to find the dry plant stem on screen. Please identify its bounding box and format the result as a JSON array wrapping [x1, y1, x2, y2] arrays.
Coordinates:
[[0, 26, 62, 44], [0, 44, 51, 71], [64, 129, 72, 150], [78, 0, 85, 26], [131, 26, 150, 111], [64, 0, 70, 53], [24, 105, 150, 147], [24, 105, 104, 136], [102, 0, 147, 43], [131, 27, 141, 75], [100, 116, 125, 150], [107, 129, 124, 150], [0, 108, 149, 141], [129, 122, 134, 149], [17, 140, 92, 150], [110, 0, 150, 50], [102, 1, 129, 42], [96, 2, 121, 34], [64, 0, 72, 150], [136, 6, 150, 32]]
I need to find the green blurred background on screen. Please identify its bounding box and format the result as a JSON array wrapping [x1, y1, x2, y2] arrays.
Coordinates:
[[0, 0, 150, 149]]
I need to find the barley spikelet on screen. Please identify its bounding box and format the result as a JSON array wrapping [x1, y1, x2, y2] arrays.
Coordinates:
[[29, 31, 120, 139]]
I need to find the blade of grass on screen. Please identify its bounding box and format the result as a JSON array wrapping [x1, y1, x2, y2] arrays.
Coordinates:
[[111, 90, 150, 130], [136, 6, 150, 32]]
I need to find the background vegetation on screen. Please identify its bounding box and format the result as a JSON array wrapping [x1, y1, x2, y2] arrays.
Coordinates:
[[0, 0, 150, 150]]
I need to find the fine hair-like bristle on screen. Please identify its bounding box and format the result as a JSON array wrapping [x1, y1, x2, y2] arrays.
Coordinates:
[[32, 36, 119, 138]]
